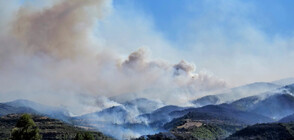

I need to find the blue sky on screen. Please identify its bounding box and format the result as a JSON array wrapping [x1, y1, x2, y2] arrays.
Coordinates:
[[113, 0, 294, 41]]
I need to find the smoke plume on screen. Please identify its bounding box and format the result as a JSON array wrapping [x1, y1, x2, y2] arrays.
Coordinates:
[[0, 0, 226, 111], [0, 0, 230, 139]]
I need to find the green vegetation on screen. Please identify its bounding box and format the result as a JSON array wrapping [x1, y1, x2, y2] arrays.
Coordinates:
[[74, 132, 94, 140], [138, 120, 243, 140], [227, 123, 294, 140], [74, 132, 84, 140], [190, 125, 226, 139], [171, 123, 243, 140], [0, 114, 113, 140], [11, 114, 41, 140], [140, 120, 294, 140]]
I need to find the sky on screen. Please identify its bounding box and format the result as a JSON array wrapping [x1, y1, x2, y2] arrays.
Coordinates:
[[105, 0, 294, 85], [114, 0, 294, 39], [0, 0, 294, 109]]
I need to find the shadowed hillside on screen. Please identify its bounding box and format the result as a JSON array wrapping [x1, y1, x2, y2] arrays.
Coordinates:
[[226, 123, 294, 140]]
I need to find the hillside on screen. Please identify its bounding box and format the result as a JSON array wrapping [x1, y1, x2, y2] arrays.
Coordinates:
[[230, 94, 294, 119], [165, 104, 273, 130], [77, 105, 129, 124], [5, 99, 71, 122], [123, 98, 164, 114], [0, 103, 39, 116], [139, 121, 294, 140], [226, 123, 294, 140], [170, 120, 243, 140], [272, 77, 294, 86], [279, 113, 294, 123], [139, 105, 188, 128], [251, 94, 294, 119], [0, 114, 113, 140], [1, 83, 293, 140], [229, 84, 294, 120], [137, 120, 244, 140], [147, 104, 274, 140]]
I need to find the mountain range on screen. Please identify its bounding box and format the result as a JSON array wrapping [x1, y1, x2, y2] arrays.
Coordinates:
[[1, 78, 294, 139], [191, 82, 281, 107]]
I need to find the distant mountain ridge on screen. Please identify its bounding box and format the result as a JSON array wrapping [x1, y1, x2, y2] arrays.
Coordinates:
[[191, 82, 281, 107], [0, 103, 39, 116], [228, 83, 294, 120], [139, 105, 189, 128], [123, 98, 164, 114], [272, 77, 294, 86], [1, 80, 294, 139], [3, 99, 71, 122], [279, 113, 294, 123]]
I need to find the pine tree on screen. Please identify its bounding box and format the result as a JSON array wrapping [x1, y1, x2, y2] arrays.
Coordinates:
[[83, 132, 94, 140], [11, 114, 41, 140], [74, 132, 95, 140], [74, 132, 84, 140]]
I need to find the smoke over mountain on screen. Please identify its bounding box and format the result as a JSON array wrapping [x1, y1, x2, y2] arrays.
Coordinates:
[[0, 0, 226, 114], [2, 1, 294, 139]]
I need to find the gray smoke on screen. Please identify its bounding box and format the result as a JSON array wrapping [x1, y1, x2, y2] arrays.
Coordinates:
[[0, 0, 227, 139], [0, 0, 226, 106]]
